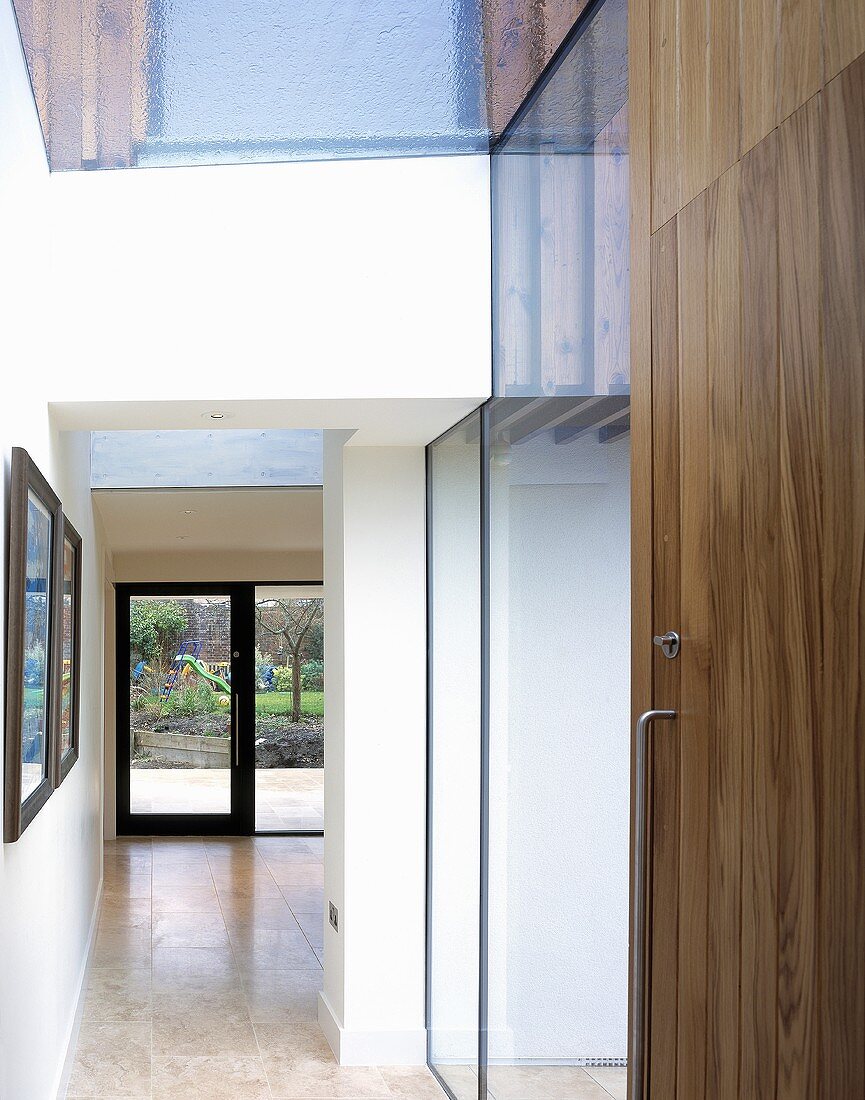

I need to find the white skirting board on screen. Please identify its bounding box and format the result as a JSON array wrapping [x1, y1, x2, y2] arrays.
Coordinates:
[[53, 878, 103, 1100], [318, 991, 427, 1066]]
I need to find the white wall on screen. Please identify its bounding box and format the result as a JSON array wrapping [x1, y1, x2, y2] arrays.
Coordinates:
[[0, 6, 108, 1093], [0, 428, 109, 1100], [320, 436, 428, 1064], [111, 548, 323, 583], [45, 155, 491, 406]]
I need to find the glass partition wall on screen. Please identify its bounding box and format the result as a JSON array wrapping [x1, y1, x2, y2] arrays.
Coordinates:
[[427, 2, 630, 1097]]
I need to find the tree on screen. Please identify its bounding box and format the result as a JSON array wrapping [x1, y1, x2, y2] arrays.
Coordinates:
[[255, 598, 323, 722], [130, 600, 188, 663]]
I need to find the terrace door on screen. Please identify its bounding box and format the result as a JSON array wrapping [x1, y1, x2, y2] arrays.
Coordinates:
[[116, 584, 255, 834]]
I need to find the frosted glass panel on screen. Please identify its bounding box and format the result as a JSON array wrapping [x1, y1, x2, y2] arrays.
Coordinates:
[[91, 430, 323, 489], [13, 0, 487, 170]]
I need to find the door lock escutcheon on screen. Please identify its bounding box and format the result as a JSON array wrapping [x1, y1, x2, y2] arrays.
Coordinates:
[[653, 630, 681, 659]]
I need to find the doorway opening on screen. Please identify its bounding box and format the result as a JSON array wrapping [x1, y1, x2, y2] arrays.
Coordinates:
[[116, 581, 324, 837]]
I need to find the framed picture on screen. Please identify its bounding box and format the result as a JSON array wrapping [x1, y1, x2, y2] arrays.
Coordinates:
[[4, 448, 63, 842], [52, 516, 82, 787]]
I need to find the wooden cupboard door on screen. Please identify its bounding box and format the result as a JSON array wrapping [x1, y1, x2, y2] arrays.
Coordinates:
[[642, 51, 865, 1100]]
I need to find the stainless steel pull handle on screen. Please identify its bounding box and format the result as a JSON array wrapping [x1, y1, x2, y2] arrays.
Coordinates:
[[652, 631, 680, 659], [233, 697, 239, 767], [629, 708, 677, 1100]]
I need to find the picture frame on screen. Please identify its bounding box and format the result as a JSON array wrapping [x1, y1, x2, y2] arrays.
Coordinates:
[[52, 516, 82, 787], [4, 448, 63, 842]]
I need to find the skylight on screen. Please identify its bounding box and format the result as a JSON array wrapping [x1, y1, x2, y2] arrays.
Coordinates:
[[90, 429, 323, 489]]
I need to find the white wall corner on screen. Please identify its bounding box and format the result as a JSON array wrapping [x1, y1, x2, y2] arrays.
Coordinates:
[[318, 991, 427, 1066]]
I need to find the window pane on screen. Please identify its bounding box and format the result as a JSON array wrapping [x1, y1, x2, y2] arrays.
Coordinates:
[[60, 537, 75, 757], [129, 595, 232, 815], [428, 413, 482, 1099], [22, 491, 52, 801], [254, 589, 325, 833], [492, 0, 629, 397], [486, 397, 630, 1095]]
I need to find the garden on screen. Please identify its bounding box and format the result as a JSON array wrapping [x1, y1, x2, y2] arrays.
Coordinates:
[[129, 596, 324, 770]]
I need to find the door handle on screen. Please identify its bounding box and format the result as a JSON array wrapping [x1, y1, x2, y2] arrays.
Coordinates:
[[629, 708, 677, 1100], [233, 696, 239, 767], [652, 630, 680, 659]]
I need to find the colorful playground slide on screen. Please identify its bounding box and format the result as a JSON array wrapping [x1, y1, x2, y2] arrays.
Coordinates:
[[180, 654, 231, 694]]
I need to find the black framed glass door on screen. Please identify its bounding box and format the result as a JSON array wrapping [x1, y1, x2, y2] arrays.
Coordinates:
[[116, 583, 255, 835]]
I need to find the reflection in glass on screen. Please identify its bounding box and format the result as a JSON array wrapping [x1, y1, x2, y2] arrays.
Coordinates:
[[428, 413, 482, 1099], [487, 397, 630, 1092], [492, 0, 629, 397], [129, 596, 231, 815], [22, 491, 52, 801], [60, 537, 76, 757], [254, 590, 324, 833]]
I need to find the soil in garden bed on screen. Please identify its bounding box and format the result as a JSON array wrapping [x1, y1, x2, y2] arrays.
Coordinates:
[[255, 717, 324, 769], [130, 713, 324, 769]]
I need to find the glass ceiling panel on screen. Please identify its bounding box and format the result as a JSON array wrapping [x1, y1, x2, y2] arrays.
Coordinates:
[[13, 0, 488, 170], [495, 0, 627, 154], [91, 429, 323, 488]]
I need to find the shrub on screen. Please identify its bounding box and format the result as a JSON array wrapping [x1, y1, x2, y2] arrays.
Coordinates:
[[130, 600, 188, 663], [171, 681, 219, 717], [301, 660, 324, 691], [272, 665, 294, 693], [255, 645, 276, 692]]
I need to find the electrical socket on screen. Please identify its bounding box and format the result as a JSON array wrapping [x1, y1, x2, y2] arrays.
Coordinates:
[[329, 902, 339, 932]]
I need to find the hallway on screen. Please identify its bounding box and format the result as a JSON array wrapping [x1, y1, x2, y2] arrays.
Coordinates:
[[65, 837, 443, 1099]]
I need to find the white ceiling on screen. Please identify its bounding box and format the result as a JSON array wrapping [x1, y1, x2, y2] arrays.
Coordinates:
[[50, 399, 483, 446], [93, 488, 322, 555]]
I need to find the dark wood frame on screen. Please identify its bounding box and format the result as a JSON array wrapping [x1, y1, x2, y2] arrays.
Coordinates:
[[115, 581, 324, 837], [4, 448, 64, 842], [52, 517, 82, 787]]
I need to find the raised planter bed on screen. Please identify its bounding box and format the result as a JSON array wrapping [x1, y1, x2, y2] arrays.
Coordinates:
[[135, 729, 229, 769]]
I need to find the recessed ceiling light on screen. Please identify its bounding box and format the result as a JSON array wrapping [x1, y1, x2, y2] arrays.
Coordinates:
[[209, 412, 225, 419], [182, 509, 196, 515], [176, 535, 187, 541]]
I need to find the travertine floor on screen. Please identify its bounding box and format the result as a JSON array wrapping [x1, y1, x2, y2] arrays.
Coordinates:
[[65, 837, 444, 1099], [432, 1065, 626, 1100], [129, 769, 325, 831]]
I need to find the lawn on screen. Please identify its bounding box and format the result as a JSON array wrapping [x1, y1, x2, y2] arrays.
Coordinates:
[[23, 687, 45, 709], [255, 691, 324, 718]]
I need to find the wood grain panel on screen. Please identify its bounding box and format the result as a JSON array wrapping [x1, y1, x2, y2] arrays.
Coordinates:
[[738, 129, 780, 1100], [776, 94, 821, 1099], [650, 0, 678, 231], [740, 0, 777, 153], [674, 190, 710, 1100], [778, 0, 823, 124], [824, 0, 865, 79], [819, 52, 865, 1098], [648, 217, 681, 1100], [706, 0, 740, 184], [704, 163, 743, 1100], [594, 104, 631, 392], [677, 0, 708, 208], [635, 10, 865, 1100]]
